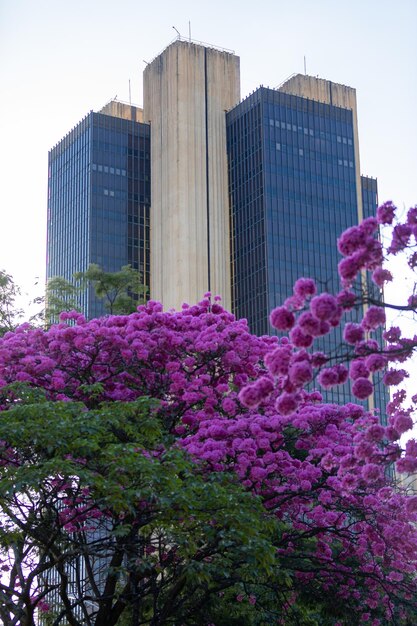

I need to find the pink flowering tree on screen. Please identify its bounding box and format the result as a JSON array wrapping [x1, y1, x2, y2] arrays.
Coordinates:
[[0, 203, 417, 624]]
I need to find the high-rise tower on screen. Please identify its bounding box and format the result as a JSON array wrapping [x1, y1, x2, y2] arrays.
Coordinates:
[[226, 76, 386, 411], [47, 102, 150, 318], [143, 39, 240, 311], [227, 75, 377, 336]]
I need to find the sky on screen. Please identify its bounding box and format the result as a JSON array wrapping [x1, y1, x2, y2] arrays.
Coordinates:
[[0, 0, 416, 310]]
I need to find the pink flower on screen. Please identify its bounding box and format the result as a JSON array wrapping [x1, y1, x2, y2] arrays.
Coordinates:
[[236, 593, 244, 602], [265, 346, 292, 376], [338, 255, 360, 285], [221, 397, 237, 415], [288, 360, 313, 386], [361, 306, 386, 331], [349, 359, 369, 381], [406, 439, 417, 456], [387, 571, 403, 583], [284, 295, 304, 310], [376, 201, 396, 224], [388, 223, 412, 254], [383, 326, 401, 343], [248, 594, 257, 605], [385, 426, 400, 441], [365, 353, 387, 372], [393, 412, 413, 434], [337, 289, 356, 310], [341, 473, 358, 491], [256, 376, 274, 398], [269, 306, 295, 331], [361, 217, 378, 236], [334, 364, 349, 384], [351, 377, 373, 399], [318, 367, 340, 389], [372, 267, 393, 287], [310, 294, 338, 321], [362, 463, 382, 482], [383, 369, 408, 386], [251, 466, 267, 481], [343, 323, 364, 345], [238, 377, 274, 408], [275, 392, 299, 415], [238, 384, 262, 408], [289, 327, 313, 348], [337, 226, 365, 256], [406, 496, 417, 513], [365, 424, 385, 442], [407, 206, 417, 225], [397, 457, 417, 473], [408, 252, 417, 269], [408, 294, 417, 308], [293, 277, 316, 299], [297, 312, 322, 336]]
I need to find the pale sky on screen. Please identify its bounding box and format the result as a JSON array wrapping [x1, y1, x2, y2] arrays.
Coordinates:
[[1, 0, 416, 308]]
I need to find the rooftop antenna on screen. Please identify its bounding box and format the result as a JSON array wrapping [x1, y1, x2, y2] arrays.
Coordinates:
[[304, 56, 307, 75], [172, 26, 180, 38], [189, 21, 191, 42], [129, 79, 131, 105], [143, 60, 149, 65]]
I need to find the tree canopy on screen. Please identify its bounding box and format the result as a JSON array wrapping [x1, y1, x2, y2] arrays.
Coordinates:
[[0, 202, 416, 625], [74, 264, 147, 315], [0, 270, 23, 336]]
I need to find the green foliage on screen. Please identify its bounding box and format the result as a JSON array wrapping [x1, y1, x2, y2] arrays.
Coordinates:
[[44, 275, 80, 325], [0, 269, 23, 335], [74, 263, 146, 314], [0, 389, 290, 625]]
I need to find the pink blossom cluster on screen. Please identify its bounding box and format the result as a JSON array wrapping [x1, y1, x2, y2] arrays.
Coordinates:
[[337, 217, 383, 288], [0, 300, 275, 418]]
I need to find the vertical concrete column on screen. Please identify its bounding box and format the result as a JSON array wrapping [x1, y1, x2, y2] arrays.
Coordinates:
[[144, 40, 240, 310]]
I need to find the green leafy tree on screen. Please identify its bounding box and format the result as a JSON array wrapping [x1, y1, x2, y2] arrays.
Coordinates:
[[74, 264, 146, 315], [43, 276, 81, 326], [0, 269, 24, 335], [0, 387, 283, 626]]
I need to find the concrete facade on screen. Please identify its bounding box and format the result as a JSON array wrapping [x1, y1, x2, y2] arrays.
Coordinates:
[[143, 40, 240, 311], [99, 100, 144, 123]]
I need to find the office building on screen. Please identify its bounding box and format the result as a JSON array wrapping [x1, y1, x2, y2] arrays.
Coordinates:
[[226, 76, 386, 410], [47, 39, 379, 342], [143, 39, 240, 311], [227, 76, 377, 335], [47, 101, 150, 319]]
